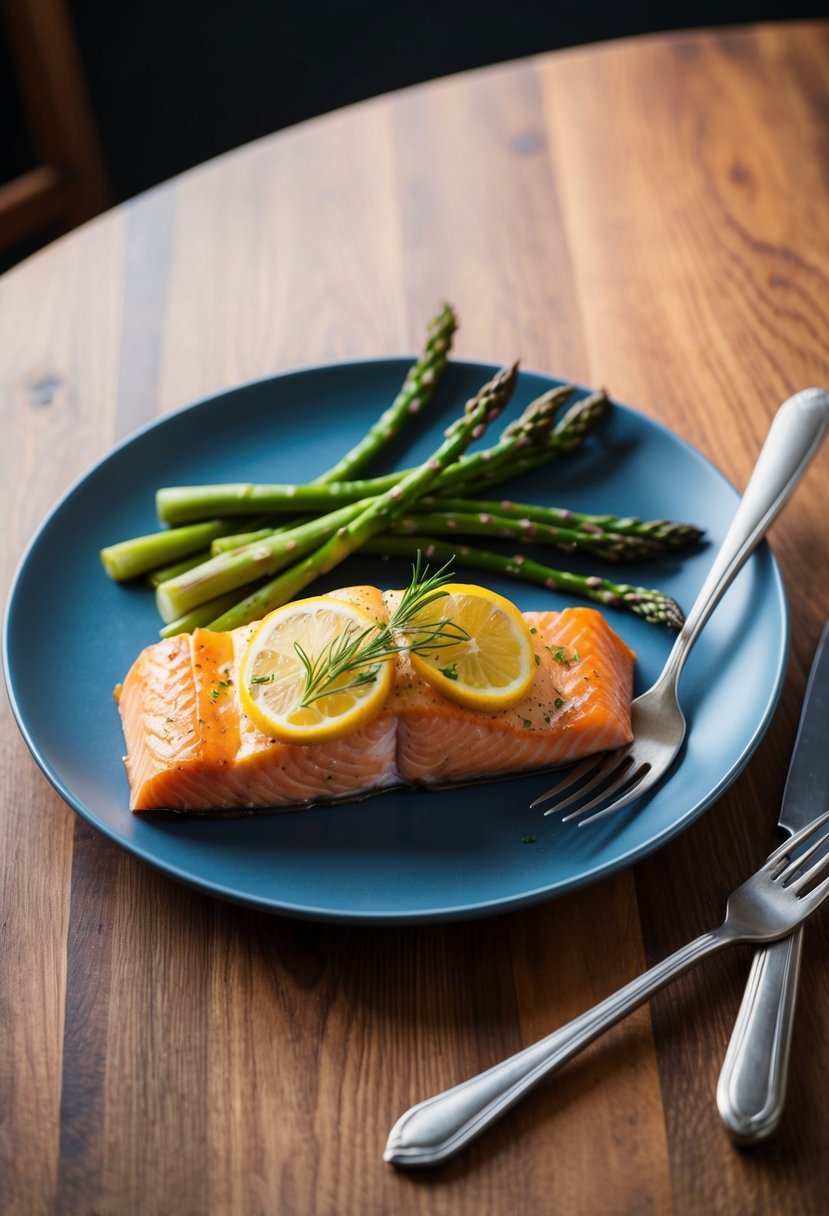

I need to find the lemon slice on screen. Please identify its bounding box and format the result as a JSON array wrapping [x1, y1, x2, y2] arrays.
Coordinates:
[[239, 595, 394, 743], [406, 583, 536, 710]]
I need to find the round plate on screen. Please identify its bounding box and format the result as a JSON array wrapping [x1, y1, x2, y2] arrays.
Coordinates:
[[3, 359, 788, 923]]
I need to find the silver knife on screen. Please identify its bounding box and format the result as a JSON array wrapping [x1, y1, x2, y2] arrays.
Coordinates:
[[717, 621, 829, 1142]]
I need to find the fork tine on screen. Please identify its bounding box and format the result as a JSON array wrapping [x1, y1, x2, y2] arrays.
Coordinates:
[[529, 753, 611, 810], [539, 753, 633, 817], [563, 762, 651, 825], [767, 807, 829, 864], [782, 826, 829, 893], [800, 871, 829, 912]]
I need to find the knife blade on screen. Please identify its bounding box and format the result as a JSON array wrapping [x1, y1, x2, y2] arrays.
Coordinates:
[[777, 625, 829, 832], [717, 621, 829, 1142]]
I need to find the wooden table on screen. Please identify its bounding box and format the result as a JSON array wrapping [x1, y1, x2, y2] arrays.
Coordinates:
[[3, 20, 829, 1215]]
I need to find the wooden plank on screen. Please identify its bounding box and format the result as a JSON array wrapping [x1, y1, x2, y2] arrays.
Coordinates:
[[155, 102, 407, 416], [0, 215, 126, 1213], [389, 59, 591, 382], [540, 22, 829, 1214]]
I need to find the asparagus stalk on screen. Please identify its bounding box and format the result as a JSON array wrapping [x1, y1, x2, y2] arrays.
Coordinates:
[[100, 514, 277, 583], [159, 588, 265, 638], [147, 551, 212, 587], [161, 492, 696, 624], [389, 509, 667, 562], [208, 494, 703, 574], [101, 382, 592, 583], [444, 390, 608, 495], [313, 303, 457, 483], [211, 527, 276, 554], [101, 307, 454, 580], [100, 519, 242, 582], [154, 385, 601, 526], [153, 386, 623, 620], [155, 499, 368, 623], [207, 364, 519, 630], [364, 535, 685, 629], [427, 385, 577, 496], [422, 497, 705, 548]]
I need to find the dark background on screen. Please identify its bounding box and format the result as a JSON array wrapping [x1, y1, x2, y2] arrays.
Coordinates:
[[1, 0, 823, 264]]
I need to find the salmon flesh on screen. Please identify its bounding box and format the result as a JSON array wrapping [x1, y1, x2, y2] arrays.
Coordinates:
[[117, 587, 635, 813]]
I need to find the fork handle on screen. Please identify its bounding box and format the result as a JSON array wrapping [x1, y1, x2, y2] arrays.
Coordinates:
[[384, 929, 727, 1167], [716, 928, 803, 1143], [661, 388, 829, 688]]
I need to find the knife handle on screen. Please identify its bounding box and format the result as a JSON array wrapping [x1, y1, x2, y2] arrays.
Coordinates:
[[716, 928, 803, 1143]]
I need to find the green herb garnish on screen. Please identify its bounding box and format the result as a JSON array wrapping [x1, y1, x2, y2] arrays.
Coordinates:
[[293, 554, 468, 708]]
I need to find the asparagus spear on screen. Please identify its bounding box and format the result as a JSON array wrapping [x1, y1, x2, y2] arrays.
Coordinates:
[[389, 509, 667, 562], [153, 385, 629, 621], [160, 389, 602, 613], [212, 501, 703, 559], [410, 496, 704, 553], [159, 588, 265, 638], [155, 499, 368, 623], [100, 519, 243, 582], [363, 535, 685, 629], [154, 385, 600, 526], [444, 390, 608, 495], [207, 364, 519, 630], [211, 527, 276, 554], [148, 551, 212, 586], [104, 388, 583, 580], [421, 497, 705, 548], [160, 490, 695, 624], [101, 307, 454, 580], [314, 303, 457, 483]]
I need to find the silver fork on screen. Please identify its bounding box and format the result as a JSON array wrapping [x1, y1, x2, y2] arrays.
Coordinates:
[[385, 808, 829, 1168], [531, 387, 829, 825]]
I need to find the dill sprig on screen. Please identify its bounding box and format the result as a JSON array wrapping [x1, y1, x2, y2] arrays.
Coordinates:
[[295, 554, 468, 707]]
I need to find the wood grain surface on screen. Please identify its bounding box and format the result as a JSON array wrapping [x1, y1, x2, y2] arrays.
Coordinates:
[[2, 20, 829, 1216]]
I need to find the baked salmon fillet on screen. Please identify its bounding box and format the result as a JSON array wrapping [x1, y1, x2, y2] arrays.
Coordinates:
[[116, 587, 635, 813]]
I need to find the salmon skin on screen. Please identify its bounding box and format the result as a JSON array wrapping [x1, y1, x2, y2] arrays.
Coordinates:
[[116, 587, 635, 814]]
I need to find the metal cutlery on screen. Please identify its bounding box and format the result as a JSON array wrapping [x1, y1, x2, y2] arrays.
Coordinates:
[[385, 807, 829, 1167], [530, 386, 829, 825], [717, 621, 829, 1142]]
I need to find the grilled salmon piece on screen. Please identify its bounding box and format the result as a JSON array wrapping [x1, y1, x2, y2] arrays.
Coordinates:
[[117, 589, 634, 812], [117, 586, 399, 812], [388, 603, 635, 785]]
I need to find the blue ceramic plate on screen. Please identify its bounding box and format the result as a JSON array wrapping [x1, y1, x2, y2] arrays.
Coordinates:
[[3, 360, 788, 923]]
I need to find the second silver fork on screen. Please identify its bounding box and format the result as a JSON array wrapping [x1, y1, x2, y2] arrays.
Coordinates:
[[385, 807, 829, 1168], [532, 387, 829, 825]]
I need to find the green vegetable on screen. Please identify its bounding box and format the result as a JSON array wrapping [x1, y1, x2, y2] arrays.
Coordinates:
[[292, 554, 467, 707], [152, 386, 604, 527], [314, 302, 457, 482], [208, 364, 519, 630], [362, 535, 685, 629]]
